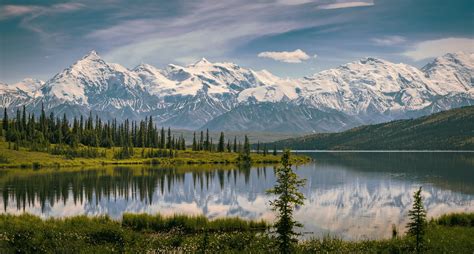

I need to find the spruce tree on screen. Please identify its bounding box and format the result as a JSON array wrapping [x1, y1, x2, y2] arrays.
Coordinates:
[[267, 150, 306, 254], [192, 132, 197, 151], [407, 187, 427, 253], [160, 127, 165, 149], [218, 132, 225, 152], [205, 129, 209, 151], [3, 108, 8, 131], [227, 139, 231, 153], [238, 135, 251, 163], [198, 131, 204, 151], [166, 127, 171, 149], [233, 136, 237, 153]]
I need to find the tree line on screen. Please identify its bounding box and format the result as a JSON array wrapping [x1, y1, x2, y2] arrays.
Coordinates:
[[0, 105, 274, 160]]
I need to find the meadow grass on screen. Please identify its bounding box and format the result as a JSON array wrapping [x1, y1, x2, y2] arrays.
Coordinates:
[[0, 213, 472, 253], [0, 140, 310, 169]]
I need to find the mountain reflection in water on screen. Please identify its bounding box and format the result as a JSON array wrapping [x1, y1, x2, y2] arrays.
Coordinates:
[[1, 152, 473, 239]]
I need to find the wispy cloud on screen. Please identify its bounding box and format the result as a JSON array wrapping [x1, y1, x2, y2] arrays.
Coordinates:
[[402, 37, 474, 61], [90, 0, 334, 66], [258, 49, 311, 63], [371, 36, 406, 46], [0, 5, 41, 20], [317, 1, 373, 10], [0, 3, 84, 20], [276, 0, 314, 5], [0, 3, 85, 40]]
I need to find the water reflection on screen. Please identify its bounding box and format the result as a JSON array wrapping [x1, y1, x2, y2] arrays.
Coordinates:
[[1, 152, 473, 240]]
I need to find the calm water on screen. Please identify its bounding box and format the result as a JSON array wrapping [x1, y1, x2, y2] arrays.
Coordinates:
[[1, 152, 473, 240]]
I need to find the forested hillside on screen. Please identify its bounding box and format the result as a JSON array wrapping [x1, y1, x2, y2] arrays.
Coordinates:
[[268, 106, 474, 150]]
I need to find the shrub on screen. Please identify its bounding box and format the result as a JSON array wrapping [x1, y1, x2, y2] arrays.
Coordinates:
[[434, 213, 474, 227]]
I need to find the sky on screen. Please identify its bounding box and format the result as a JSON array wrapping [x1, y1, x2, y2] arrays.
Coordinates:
[[0, 0, 473, 83]]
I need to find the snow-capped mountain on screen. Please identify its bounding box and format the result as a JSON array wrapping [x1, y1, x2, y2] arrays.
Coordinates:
[[0, 51, 472, 132], [422, 52, 473, 95]]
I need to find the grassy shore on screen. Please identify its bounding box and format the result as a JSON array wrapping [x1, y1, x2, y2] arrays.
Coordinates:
[[0, 141, 310, 168], [0, 213, 472, 253]]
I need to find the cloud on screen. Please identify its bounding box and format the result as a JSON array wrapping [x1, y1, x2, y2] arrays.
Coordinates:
[[91, 0, 338, 66], [371, 36, 406, 46], [317, 1, 373, 10], [0, 3, 84, 20], [258, 49, 311, 63], [402, 37, 474, 61], [0, 3, 85, 44], [0, 5, 41, 20], [276, 0, 313, 5]]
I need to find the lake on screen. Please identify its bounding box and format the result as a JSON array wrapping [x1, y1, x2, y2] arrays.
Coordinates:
[[1, 152, 473, 240]]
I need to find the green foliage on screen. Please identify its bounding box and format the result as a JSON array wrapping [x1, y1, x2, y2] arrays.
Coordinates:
[[267, 150, 306, 253], [0, 213, 473, 253], [237, 135, 252, 163], [50, 145, 106, 159], [0, 153, 8, 163], [433, 213, 474, 227], [270, 106, 474, 150], [122, 213, 267, 233], [407, 187, 427, 253]]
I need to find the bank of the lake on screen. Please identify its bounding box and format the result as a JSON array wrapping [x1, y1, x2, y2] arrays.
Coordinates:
[[0, 213, 472, 253], [0, 141, 310, 169]]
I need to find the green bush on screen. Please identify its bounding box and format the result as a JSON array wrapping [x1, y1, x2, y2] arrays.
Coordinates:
[[434, 213, 474, 227]]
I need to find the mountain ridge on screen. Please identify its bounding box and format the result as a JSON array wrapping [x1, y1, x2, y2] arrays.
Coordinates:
[[266, 106, 474, 150], [1, 51, 472, 132]]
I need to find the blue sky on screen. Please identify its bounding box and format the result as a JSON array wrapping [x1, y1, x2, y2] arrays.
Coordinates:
[[0, 0, 473, 83]]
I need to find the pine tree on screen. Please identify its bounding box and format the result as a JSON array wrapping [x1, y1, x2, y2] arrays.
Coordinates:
[[21, 106, 27, 133], [227, 139, 231, 153], [218, 132, 225, 152], [273, 145, 277, 156], [166, 127, 171, 149], [407, 187, 427, 254], [199, 131, 204, 151], [192, 132, 197, 151], [267, 150, 306, 254], [233, 136, 237, 153], [238, 135, 251, 163], [243, 135, 250, 157], [160, 127, 165, 148], [2, 108, 8, 132], [205, 129, 210, 151]]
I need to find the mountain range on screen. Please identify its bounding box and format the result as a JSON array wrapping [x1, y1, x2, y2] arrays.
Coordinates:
[[1, 51, 472, 133]]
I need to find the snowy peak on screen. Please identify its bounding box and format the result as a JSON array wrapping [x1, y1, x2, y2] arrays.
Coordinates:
[[162, 58, 275, 96], [296, 55, 449, 114], [422, 52, 473, 94], [12, 78, 44, 97], [0, 78, 44, 97], [81, 50, 101, 61], [41, 50, 145, 105], [193, 57, 211, 66], [133, 63, 177, 96]]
